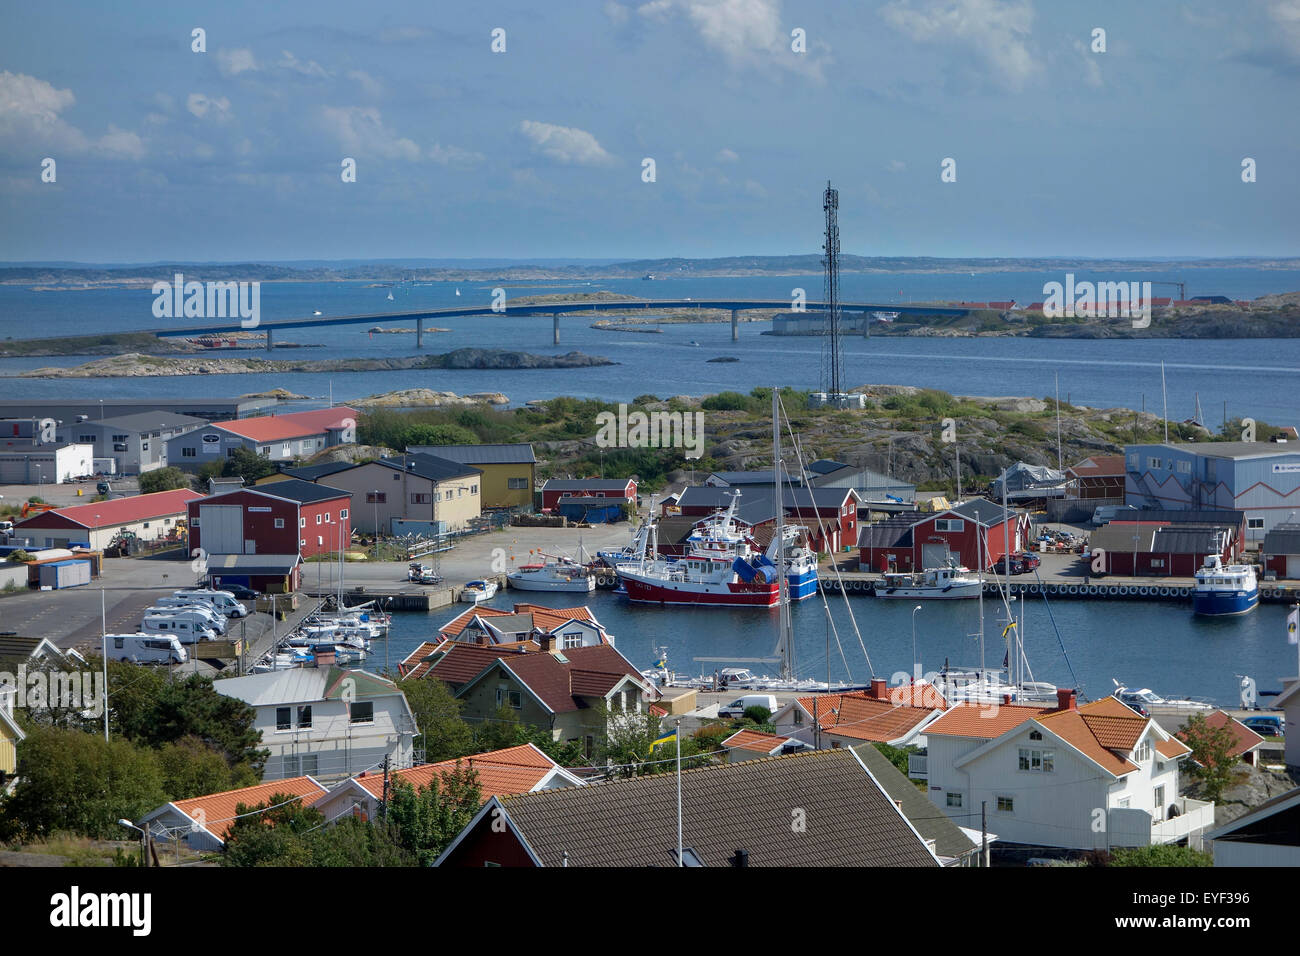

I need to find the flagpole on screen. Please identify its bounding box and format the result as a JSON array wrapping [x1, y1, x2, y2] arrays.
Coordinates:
[[675, 719, 683, 867]]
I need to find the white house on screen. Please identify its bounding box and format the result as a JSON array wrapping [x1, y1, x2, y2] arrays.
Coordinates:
[[311, 743, 584, 825], [214, 663, 418, 783], [1206, 788, 1300, 866], [1272, 676, 1300, 770], [923, 691, 1213, 850]]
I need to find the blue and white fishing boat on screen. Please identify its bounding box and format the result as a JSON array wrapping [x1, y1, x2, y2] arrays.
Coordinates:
[[1192, 555, 1259, 616]]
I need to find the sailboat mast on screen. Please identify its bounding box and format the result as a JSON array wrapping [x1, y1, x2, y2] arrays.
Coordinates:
[[976, 509, 984, 672], [774, 388, 792, 682]]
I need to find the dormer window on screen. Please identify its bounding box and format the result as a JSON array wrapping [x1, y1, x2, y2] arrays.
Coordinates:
[[1029, 730, 1043, 741], [1134, 740, 1152, 763]]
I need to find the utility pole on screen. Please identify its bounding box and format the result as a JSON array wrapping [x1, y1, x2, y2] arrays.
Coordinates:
[[379, 753, 391, 824], [981, 801, 989, 867]]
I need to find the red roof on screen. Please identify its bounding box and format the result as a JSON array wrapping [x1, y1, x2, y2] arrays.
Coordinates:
[[722, 729, 795, 754], [924, 701, 1056, 739], [410, 641, 538, 682], [1067, 455, 1126, 479], [171, 775, 327, 842], [435, 602, 601, 641], [495, 645, 642, 713], [1177, 710, 1265, 760], [793, 685, 943, 743], [353, 744, 563, 801], [213, 406, 358, 443], [17, 488, 202, 529]]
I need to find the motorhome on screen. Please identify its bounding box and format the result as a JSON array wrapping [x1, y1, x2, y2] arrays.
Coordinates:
[[141, 612, 219, 644], [106, 633, 188, 665], [149, 598, 228, 632], [173, 589, 249, 618]]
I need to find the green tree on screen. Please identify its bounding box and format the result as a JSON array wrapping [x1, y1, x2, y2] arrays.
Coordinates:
[[137, 466, 191, 495], [98, 657, 168, 741], [222, 794, 325, 867], [394, 676, 475, 762], [143, 674, 267, 774], [219, 447, 278, 483], [156, 734, 258, 800], [1180, 712, 1239, 802], [0, 727, 167, 840], [404, 423, 479, 447], [307, 815, 412, 867], [873, 742, 921, 778], [473, 704, 533, 753], [383, 764, 483, 865]]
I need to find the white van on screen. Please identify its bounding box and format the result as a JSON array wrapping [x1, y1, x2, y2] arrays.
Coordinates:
[[107, 633, 188, 665], [718, 694, 780, 719], [173, 589, 248, 618], [150, 599, 227, 632], [1091, 505, 1137, 525], [141, 612, 219, 644]]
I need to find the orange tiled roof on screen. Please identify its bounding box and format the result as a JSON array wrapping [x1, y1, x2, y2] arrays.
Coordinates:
[[172, 775, 327, 842], [1080, 714, 1146, 751], [887, 682, 949, 709], [794, 691, 938, 743], [436, 603, 599, 640], [1177, 710, 1265, 759], [924, 701, 1055, 739], [1040, 710, 1139, 776], [353, 744, 561, 801], [722, 729, 792, 753], [1156, 737, 1193, 759]]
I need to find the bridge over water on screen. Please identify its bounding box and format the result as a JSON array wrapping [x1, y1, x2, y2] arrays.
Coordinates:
[[149, 298, 974, 350]]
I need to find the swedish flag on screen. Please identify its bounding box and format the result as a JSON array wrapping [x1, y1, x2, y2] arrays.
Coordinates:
[[650, 726, 678, 753], [1001, 621, 1017, 639]]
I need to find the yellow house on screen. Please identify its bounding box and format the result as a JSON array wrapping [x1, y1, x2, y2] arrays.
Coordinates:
[[405, 444, 536, 510], [0, 689, 24, 778]]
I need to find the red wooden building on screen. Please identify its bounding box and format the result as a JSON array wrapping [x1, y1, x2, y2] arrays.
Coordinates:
[[188, 478, 352, 560], [858, 501, 1027, 572], [539, 478, 637, 512]]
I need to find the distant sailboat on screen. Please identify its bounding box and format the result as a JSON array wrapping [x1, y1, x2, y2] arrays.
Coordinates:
[[386, 290, 394, 301], [455, 288, 461, 296]]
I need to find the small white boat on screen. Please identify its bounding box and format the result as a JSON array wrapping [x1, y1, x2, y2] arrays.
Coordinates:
[[313, 310, 322, 316], [876, 566, 983, 599], [1113, 680, 1213, 714], [460, 579, 499, 603], [455, 288, 461, 296], [386, 291, 394, 301], [507, 559, 595, 593]]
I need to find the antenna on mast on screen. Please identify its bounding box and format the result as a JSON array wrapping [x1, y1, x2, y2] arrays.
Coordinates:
[[820, 181, 843, 400]]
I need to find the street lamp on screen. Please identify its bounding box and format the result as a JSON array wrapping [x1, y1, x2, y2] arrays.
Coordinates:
[[912, 604, 923, 679], [118, 819, 146, 867]]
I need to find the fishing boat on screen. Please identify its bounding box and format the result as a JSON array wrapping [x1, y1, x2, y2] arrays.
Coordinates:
[[875, 565, 983, 599], [1192, 555, 1259, 616], [460, 579, 499, 603], [507, 555, 595, 593]]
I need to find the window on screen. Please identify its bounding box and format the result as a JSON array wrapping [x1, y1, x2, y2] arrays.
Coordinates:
[[1118, 797, 1130, 808], [111, 434, 128, 443], [508, 690, 522, 709], [471, 484, 478, 494], [1134, 740, 1151, 763], [508, 478, 528, 490], [1153, 784, 1165, 819], [996, 796, 1014, 813], [324, 512, 332, 523], [1177, 460, 1191, 473], [349, 701, 374, 724], [284, 755, 299, 775], [365, 492, 386, 504], [300, 539, 307, 547], [297, 705, 312, 729], [1018, 747, 1055, 772], [299, 517, 306, 528], [935, 518, 964, 532], [78, 434, 95, 443], [274, 518, 284, 529], [260, 446, 271, 455], [1247, 517, 1264, 530], [793, 709, 803, 725], [340, 509, 348, 519], [946, 792, 963, 808], [315, 514, 322, 524], [1150, 558, 1165, 568], [276, 707, 291, 731], [411, 493, 431, 505], [182, 447, 196, 458], [141, 442, 149, 451], [1029, 730, 1042, 741], [1147, 457, 1161, 469], [562, 631, 583, 649]]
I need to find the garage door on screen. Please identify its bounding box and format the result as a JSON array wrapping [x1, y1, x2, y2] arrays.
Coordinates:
[[199, 504, 243, 554], [1287, 556, 1300, 580], [921, 543, 951, 569]]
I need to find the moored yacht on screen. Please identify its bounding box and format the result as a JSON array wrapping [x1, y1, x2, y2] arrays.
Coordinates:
[[876, 565, 983, 599], [507, 556, 596, 593]]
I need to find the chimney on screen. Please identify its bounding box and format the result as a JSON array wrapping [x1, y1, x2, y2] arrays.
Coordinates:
[[1056, 688, 1077, 712], [1002, 694, 1012, 705], [313, 646, 336, 669], [539, 632, 557, 653], [869, 678, 887, 700], [729, 849, 749, 868]]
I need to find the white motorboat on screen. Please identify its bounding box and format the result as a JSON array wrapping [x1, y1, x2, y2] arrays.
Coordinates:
[[460, 579, 499, 603], [876, 565, 983, 599], [507, 556, 595, 593], [1112, 680, 1213, 714]]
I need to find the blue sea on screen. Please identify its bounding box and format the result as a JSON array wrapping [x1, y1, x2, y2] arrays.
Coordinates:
[[1, 269, 1298, 423]]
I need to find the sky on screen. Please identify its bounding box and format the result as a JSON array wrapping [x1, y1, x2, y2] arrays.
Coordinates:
[[1, 0, 1298, 263]]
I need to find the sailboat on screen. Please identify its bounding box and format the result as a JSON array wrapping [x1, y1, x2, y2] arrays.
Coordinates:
[[386, 290, 394, 301], [455, 288, 461, 296]]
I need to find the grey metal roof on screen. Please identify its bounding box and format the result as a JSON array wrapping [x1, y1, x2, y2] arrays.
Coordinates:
[[95, 411, 208, 432], [852, 744, 977, 862], [1146, 442, 1300, 461], [250, 477, 351, 505], [806, 459, 849, 475], [407, 443, 536, 465], [1263, 522, 1300, 555], [857, 515, 916, 549], [484, 748, 939, 867], [206, 553, 301, 574], [373, 453, 482, 483], [949, 499, 1018, 525], [541, 478, 634, 491], [706, 468, 801, 486], [280, 461, 357, 481]]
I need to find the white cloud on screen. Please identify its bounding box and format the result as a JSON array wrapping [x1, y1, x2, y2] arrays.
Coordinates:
[[428, 142, 485, 167], [716, 147, 739, 162], [638, 0, 828, 79], [518, 120, 614, 165], [186, 93, 233, 121], [882, 0, 1039, 91], [1269, 0, 1300, 56], [217, 47, 259, 76], [0, 71, 143, 159], [278, 50, 330, 78], [742, 178, 767, 198], [97, 125, 145, 159], [346, 69, 384, 97], [320, 106, 421, 160]]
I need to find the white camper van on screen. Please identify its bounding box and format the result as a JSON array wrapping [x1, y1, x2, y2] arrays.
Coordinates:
[[149, 599, 227, 633], [107, 633, 188, 665], [173, 589, 249, 618], [141, 612, 219, 644]]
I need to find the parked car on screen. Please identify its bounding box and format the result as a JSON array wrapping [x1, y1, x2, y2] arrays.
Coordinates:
[[1017, 552, 1041, 572], [992, 555, 1024, 575], [216, 584, 259, 600], [718, 694, 780, 719], [1241, 715, 1284, 738]]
